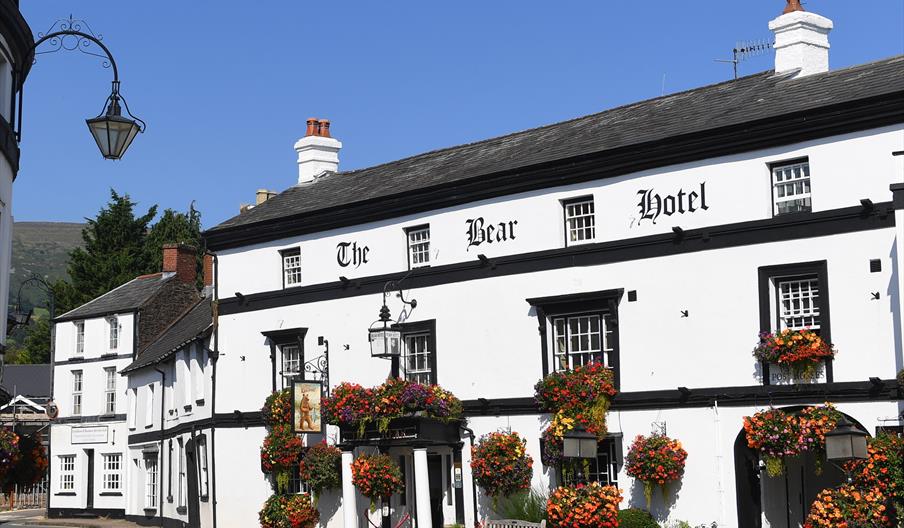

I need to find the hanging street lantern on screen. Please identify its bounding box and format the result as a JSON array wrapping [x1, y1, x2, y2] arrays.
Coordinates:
[[825, 415, 869, 463], [563, 426, 598, 460], [369, 303, 401, 359], [86, 81, 144, 160]]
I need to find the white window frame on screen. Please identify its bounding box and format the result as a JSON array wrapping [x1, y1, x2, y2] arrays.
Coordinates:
[[107, 316, 120, 351], [402, 333, 434, 385], [563, 197, 596, 246], [74, 321, 85, 356], [551, 313, 611, 372], [281, 248, 302, 288], [406, 225, 431, 269], [104, 367, 116, 414], [128, 388, 137, 430], [775, 276, 821, 331], [281, 344, 301, 382], [198, 436, 210, 499], [191, 344, 204, 404], [144, 384, 155, 428], [771, 160, 812, 216], [71, 370, 83, 416], [145, 455, 159, 510], [177, 439, 186, 509], [102, 453, 122, 491], [59, 455, 76, 491]]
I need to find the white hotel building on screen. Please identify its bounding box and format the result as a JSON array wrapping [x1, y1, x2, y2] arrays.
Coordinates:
[[54, 5, 904, 528]]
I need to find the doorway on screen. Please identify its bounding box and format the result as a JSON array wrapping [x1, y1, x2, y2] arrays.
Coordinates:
[[85, 449, 94, 509], [761, 451, 845, 527], [185, 439, 201, 527], [427, 454, 444, 528]]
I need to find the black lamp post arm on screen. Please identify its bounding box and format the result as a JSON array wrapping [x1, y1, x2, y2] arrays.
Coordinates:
[[30, 28, 120, 81]]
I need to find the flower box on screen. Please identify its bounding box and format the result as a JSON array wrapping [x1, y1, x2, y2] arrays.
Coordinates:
[[339, 416, 463, 446]]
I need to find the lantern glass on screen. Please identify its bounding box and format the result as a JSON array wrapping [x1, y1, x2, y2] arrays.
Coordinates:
[[369, 327, 401, 358], [86, 106, 141, 160], [563, 428, 598, 459], [825, 419, 869, 462]]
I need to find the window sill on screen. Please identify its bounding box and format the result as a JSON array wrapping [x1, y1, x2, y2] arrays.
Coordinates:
[[99, 491, 122, 496], [195, 398, 205, 406], [67, 357, 85, 362], [143, 508, 157, 515], [54, 492, 76, 496], [100, 352, 119, 358], [183, 404, 193, 412], [144, 424, 154, 429]]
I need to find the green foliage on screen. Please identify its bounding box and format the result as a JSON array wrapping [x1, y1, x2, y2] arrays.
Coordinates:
[[496, 487, 548, 522], [65, 189, 158, 308], [7, 317, 51, 364], [617, 508, 659, 528], [664, 522, 694, 528], [145, 204, 204, 288]]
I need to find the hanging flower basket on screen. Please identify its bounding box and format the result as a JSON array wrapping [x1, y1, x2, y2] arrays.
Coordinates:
[[261, 389, 294, 428], [351, 453, 404, 502], [534, 363, 617, 467], [258, 493, 319, 528], [298, 442, 342, 498], [804, 484, 889, 528], [470, 431, 534, 498], [322, 379, 462, 435], [796, 404, 842, 475], [625, 433, 688, 509], [0, 429, 20, 481], [753, 329, 835, 383], [845, 433, 904, 513], [260, 424, 304, 493], [546, 482, 622, 528], [743, 408, 802, 477]]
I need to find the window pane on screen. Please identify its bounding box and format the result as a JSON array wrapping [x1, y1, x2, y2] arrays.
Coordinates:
[[564, 199, 596, 244], [772, 161, 812, 216]]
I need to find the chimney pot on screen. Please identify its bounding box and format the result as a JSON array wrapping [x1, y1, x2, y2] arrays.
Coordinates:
[[255, 189, 276, 206], [305, 118, 318, 137], [202, 252, 214, 291], [162, 244, 197, 284], [319, 120, 331, 138], [783, 0, 805, 14]]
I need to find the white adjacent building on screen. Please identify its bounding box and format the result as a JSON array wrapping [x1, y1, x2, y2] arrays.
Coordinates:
[[0, 2, 34, 377], [49, 245, 201, 519]]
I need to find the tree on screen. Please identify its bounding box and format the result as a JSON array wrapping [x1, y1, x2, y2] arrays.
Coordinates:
[[7, 318, 51, 365], [64, 189, 157, 308]]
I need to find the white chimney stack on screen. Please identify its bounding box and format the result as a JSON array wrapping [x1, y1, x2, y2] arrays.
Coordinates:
[[294, 118, 342, 184], [769, 0, 833, 79]]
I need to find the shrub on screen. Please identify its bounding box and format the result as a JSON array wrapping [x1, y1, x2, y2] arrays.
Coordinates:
[[298, 442, 341, 498], [258, 493, 319, 528], [496, 487, 548, 522], [471, 431, 534, 498], [617, 508, 659, 528]]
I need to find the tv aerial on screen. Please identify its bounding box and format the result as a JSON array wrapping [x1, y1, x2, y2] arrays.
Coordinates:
[[715, 39, 773, 79]]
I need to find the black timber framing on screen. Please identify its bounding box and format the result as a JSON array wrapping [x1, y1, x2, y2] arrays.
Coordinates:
[[205, 92, 904, 251], [128, 412, 262, 445], [218, 202, 894, 316]]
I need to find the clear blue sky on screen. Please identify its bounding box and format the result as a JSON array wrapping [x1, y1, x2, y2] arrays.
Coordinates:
[[14, 1, 904, 228]]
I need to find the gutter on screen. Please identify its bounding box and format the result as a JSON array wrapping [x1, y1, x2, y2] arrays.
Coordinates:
[[154, 367, 166, 527], [459, 425, 479, 528]]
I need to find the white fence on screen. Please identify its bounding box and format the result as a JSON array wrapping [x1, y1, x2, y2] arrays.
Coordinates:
[[0, 477, 47, 510]]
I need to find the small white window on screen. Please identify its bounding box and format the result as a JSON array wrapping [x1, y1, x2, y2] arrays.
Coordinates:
[[772, 161, 812, 215], [407, 226, 431, 268], [191, 346, 204, 404], [281, 344, 301, 382], [102, 454, 122, 491], [72, 371, 83, 416], [108, 316, 120, 350], [75, 321, 85, 356], [104, 367, 116, 414], [145, 456, 159, 509], [777, 276, 821, 331], [128, 388, 137, 429], [177, 440, 186, 508], [145, 384, 155, 428], [403, 334, 433, 385], [59, 455, 76, 491], [198, 436, 210, 498], [564, 197, 596, 245], [282, 248, 302, 287], [552, 314, 612, 371]]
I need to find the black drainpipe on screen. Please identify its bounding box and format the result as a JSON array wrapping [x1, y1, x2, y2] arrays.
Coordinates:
[[209, 252, 220, 528], [154, 367, 166, 527], [460, 425, 479, 527]]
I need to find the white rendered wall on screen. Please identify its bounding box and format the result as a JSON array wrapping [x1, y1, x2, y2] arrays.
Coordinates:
[[217, 126, 904, 297]]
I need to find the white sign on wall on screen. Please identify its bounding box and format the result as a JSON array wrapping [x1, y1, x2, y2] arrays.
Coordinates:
[[71, 425, 109, 444]]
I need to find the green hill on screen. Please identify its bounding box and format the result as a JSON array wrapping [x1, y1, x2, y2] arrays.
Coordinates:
[[8, 221, 84, 311]]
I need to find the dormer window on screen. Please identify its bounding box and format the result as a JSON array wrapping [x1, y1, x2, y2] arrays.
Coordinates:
[[281, 248, 302, 288], [771, 159, 811, 216], [108, 316, 120, 350], [406, 225, 431, 269], [75, 321, 85, 356]]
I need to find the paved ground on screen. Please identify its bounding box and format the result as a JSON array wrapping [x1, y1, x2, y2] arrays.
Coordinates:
[[0, 509, 138, 528]]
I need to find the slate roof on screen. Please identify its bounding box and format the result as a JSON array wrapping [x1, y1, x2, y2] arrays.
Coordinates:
[[121, 299, 212, 373], [55, 273, 175, 322], [1, 364, 51, 399], [209, 55, 904, 234]]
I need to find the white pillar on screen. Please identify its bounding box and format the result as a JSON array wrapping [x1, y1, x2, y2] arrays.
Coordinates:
[[413, 448, 433, 528], [341, 449, 358, 528]]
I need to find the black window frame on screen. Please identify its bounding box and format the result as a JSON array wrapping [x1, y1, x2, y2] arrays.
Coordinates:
[[280, 247, 302, 289], [768, 156, 811, 218], [757, 260, 832, 385], [394, 319, 437, 385], [404, 224, 431, 270], [561, 195, 597, 247], [261, 328, 308, 392], [527, 289, 623, 388]]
